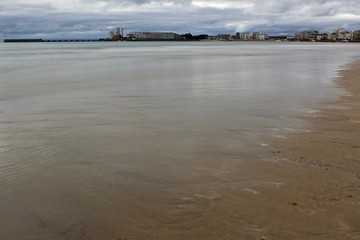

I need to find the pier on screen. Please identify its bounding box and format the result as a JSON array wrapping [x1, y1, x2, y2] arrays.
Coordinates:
[[3, 39, 110, 43]]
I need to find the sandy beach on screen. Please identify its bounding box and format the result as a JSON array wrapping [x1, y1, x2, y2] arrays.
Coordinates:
[[95, 59, 360, 240], [240, 59, 360, 239], [1, 43, 359, 240]]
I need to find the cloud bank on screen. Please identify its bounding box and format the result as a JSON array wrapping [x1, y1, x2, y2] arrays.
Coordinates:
[[0, 0, 359, 39]]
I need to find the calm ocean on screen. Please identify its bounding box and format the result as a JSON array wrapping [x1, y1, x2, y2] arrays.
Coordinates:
[[0, 42, 359, 239]]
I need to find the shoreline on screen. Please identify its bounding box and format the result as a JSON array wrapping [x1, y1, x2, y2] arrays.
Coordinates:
[[246, 59, 360, 239]]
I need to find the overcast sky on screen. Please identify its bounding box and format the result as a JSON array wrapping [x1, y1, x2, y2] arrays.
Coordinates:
[[0, 0, 359, 39]]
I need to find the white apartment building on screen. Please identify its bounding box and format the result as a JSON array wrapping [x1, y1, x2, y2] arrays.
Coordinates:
[[238, 32, 268, 41], [109, 27, 124, 39]]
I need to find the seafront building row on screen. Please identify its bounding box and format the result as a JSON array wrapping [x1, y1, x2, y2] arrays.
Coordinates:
[[109, 28, 269, 41], [236, 32, 269, 41], [108, 28, 270, 41], [3, 26, 360, 43], [107, 26, 359, 42], [295, 28, 360, 41], [126, 32, 183, 40]]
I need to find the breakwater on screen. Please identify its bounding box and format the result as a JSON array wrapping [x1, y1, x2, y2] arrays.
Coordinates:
[[3, 39, 109, 43]]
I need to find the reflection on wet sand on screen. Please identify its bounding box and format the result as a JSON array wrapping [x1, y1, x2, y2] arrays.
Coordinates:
[[0, 42, 360, 239]]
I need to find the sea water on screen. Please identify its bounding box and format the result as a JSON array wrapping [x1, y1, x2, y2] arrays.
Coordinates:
[[0, 42, 359, 239]]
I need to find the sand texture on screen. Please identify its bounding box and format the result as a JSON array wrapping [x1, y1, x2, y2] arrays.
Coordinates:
[[249, 60, 360, 239], [1, 50, 360, 240]]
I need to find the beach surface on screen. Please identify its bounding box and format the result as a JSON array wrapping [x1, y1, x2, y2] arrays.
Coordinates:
[[241, 59, 360, 239], [1, 43, 359, 240]]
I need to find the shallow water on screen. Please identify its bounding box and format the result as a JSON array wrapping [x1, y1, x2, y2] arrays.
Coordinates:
[[0, 42, 359, 239]]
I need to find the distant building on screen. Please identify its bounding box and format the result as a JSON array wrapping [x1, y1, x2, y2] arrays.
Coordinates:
[[237, 32, 268, 41], [109, 27, 124, 40], [316, 33, 328, 41], [116, 27, 124, 37], [127, 32, 182, 40], [256, 32, 269, 41], [335, 27, 351, 41], [344, 31, 351, 40], [239, 32, 251, 40], [295, 30, 318, 41], [325, 28, 352, 41], [352, 30, 360, 41], [327, 29, 336, 41], [328, 33, 337, 41], [336, 27, 346, 40]]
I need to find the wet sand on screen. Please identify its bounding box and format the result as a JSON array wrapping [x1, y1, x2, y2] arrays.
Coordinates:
[[48, 59, 360, 240], [242, 59, 360, 239], [1, 46, 360, 240]]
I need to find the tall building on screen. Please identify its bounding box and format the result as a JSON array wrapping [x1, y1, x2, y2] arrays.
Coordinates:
[[109, 27, 124, 40], [116, 27, 124, 37]]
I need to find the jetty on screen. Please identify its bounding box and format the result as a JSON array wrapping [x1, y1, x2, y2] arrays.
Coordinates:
[[3, 39, 110, 43]]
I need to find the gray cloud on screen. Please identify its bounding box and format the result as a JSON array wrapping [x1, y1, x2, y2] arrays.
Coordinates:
[[0, 0, 359, 39]]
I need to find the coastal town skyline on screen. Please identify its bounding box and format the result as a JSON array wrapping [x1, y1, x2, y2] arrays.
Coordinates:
[[4, 25, 360, 42], [3, 25, 360, 42], [1, 0, 359, 40], [106, 26, 360, 41]]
